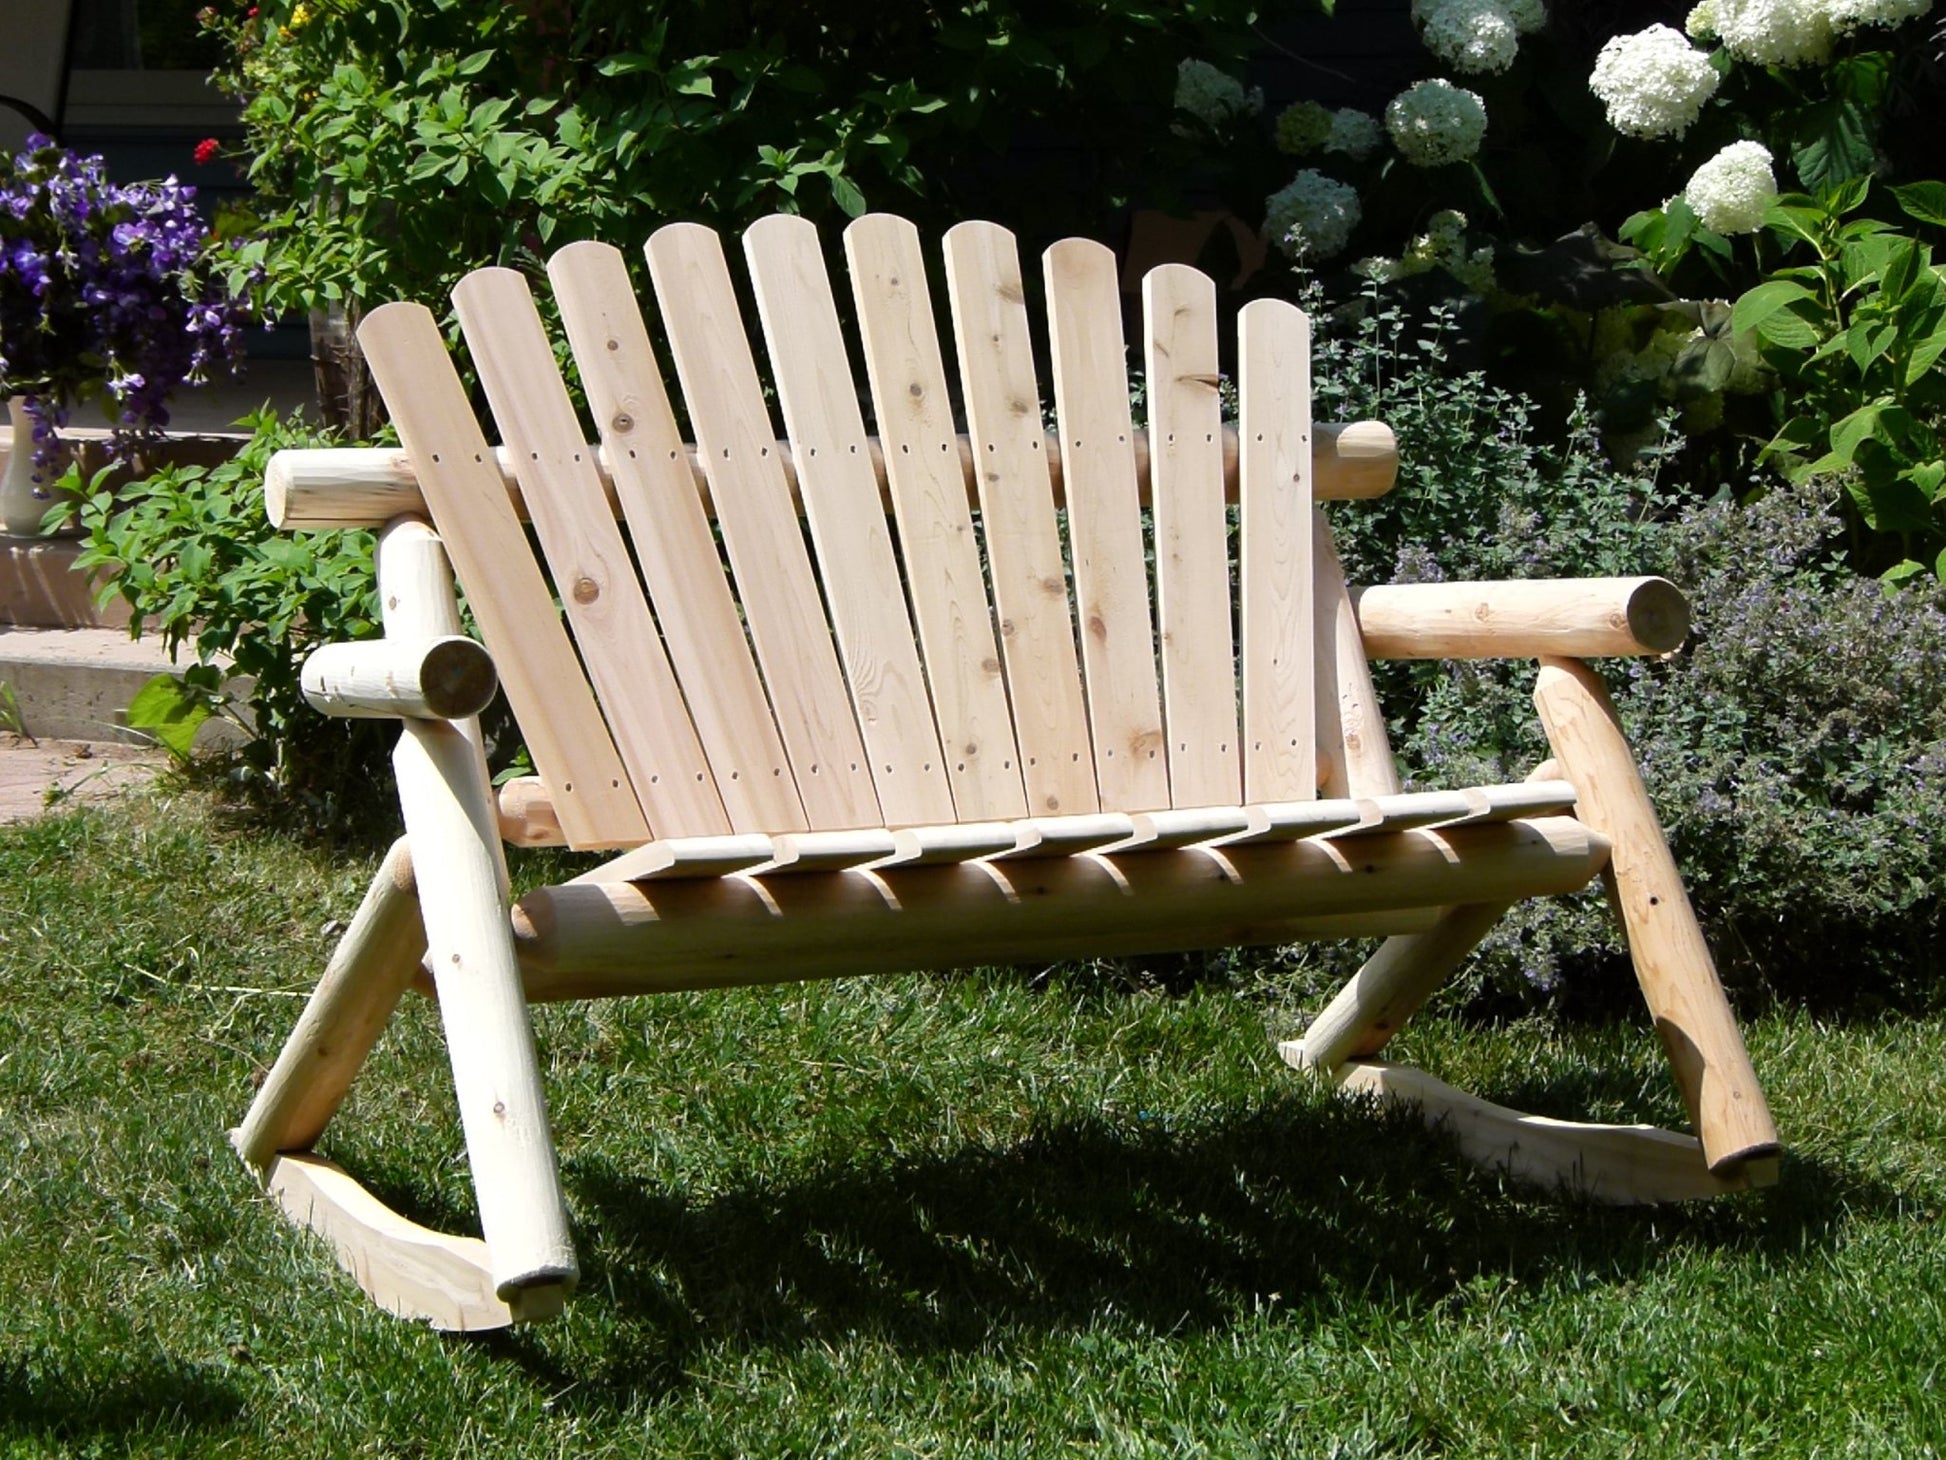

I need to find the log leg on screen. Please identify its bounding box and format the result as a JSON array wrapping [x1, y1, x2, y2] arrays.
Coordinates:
[[382, 518, 576, 1306], [1292, 901, 1513, 1072], [235, 838, 426, 1170], [395, 719, 578, 1306], [1533, 656, 1779, 1174]]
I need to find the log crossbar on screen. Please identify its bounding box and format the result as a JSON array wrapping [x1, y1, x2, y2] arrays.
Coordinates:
[[265, 422, 1400, 532], [239, 211, 1780, 1332]]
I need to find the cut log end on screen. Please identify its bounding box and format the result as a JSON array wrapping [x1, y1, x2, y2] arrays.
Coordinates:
[[1624, 577, 1691, 655]]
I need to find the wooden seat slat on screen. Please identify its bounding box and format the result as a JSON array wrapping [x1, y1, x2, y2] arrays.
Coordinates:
[[1044, 238, 1170, 812], [1144, 263, 1243, 810], [645, 222, 881, 830], [1240, 299, 1318, 804], [548, 241, 806, 834], [743, 215, 956, 828], [941, 221, 1100, 818], [844, 213, 1029, 824], [355, 303, 648, 849], [452, 268, 728, 840]]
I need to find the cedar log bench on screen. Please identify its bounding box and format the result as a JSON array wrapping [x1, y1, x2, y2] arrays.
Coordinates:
[[235, 214, 1779, 1331]]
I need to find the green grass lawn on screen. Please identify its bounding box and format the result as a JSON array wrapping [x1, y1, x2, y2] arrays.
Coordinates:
[[3, 788, 1943, 1457]]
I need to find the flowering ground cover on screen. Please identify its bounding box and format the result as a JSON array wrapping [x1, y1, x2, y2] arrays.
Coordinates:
[[2, 789, 1945, 1455]]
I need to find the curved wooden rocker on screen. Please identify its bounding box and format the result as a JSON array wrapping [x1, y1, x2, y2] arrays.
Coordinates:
[[236, 214, 1778, 1330]]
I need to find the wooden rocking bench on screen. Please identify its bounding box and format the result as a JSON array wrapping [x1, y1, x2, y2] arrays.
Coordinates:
[[235, 214, 1779, 1331]]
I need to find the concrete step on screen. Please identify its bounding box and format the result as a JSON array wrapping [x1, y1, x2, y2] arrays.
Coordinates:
[[0, 535, 130, 630], [0, 626, 242, 748]]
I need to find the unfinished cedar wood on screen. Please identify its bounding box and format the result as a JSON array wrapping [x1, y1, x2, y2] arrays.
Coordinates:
[[239, 213, 1780, 1331]]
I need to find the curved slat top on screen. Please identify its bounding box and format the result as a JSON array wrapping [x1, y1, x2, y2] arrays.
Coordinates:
[[743, 214, 954, 828], [356, 301, 648, 849], [547, 240, 806, 834], [1043, 238, 1169, 813], [1239, 297, 1317, 804], [844, 213, 1027, 823], [941, 220, 1099, 817], [453, 266, 729, 840], [645, 222, 881, 831], [1144, 263, 1241, 809]]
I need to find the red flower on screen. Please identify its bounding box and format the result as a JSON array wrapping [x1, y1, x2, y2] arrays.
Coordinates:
[[246, 6, 258, 16], [194, 138, 221, 166]]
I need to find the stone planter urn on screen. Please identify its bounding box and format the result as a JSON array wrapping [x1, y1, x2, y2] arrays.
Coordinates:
[[1, 397, 59, 537]]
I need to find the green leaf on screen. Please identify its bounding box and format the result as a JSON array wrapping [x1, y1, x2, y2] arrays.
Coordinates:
[[1791, 95, 1877, 196], [1908, 460, 1946, 501], [1847, 318, 1899, 371], [1893, 180, 1946, 230], [828, 171, 867, 218], [1731, 279, 1816, 335], [454, 49, 494, 77], [1829, 402, 1888, 465], [1822, 174, 1870, 218], [1882, 557, 1929, 587], [124, 673, 214, 761]]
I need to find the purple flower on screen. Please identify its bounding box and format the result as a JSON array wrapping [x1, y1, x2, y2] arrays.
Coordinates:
[[0, 134, 252, 467]]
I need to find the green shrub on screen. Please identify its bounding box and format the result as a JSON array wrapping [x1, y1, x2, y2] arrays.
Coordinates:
[[1309, 292, 1946, 1008], [62, 412, 389, 811]]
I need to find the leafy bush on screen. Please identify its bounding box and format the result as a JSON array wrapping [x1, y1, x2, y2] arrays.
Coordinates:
[[61, 412, 389, 810], [202, 0, 1281, 433], [1310, 293, 1946, 1008]]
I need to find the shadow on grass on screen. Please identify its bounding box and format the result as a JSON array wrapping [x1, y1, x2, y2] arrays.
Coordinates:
[[493, 1086, 1902, 1407], [0, 1352, 245, 1445]]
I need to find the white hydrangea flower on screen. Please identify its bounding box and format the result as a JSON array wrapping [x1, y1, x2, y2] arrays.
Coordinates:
[[1326, 107, 1383, 160], [1686, 1, 1721, 39], [1385, 79, 1490, 167], [1265, 170, 1363, 260], [1712, 0, 1833, 66], [1590, 25, 1721, 139], [1826, 0, 1932, 34], [1683, 140, 1777, 233], [1414, 0, 1521, 73], [1173, 58, 1264, 129]]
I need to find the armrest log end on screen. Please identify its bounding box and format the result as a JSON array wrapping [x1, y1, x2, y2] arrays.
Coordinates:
[[301, 635, 498, 721], [1353, 576, 1690, 661]]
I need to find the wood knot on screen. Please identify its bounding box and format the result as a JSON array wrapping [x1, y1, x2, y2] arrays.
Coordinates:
[[573, 577, 601, 605], [611, 412, 634, 433]]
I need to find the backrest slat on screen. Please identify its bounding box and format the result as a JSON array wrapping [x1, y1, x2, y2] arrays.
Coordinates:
[[452, 268, 730, 841], [1142, 264, 1241, 809], [743, 215, 956, 828], [1239, 299, 1317, 803], [843, 213, 1029, 823], [547, 241, 807, 834], [644, 223, 881, 831], [356, 302, 650, 848], [941, 221, 1100, 818], [1313, 513, 1401, 798], [1043, 239, 1170, 813]]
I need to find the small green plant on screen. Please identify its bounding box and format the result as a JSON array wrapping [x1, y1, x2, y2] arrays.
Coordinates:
[[0, 679, 29, 742], [61, 410, 388, 802], [1726, 181, 1946, 580]]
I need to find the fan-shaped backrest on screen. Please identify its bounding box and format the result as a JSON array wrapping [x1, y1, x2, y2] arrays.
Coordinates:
[[359, 215, 1400, 851]]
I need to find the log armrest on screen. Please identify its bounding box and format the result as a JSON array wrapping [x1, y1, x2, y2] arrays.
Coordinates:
[[1351, 577, 1689, 661], [301, 634, 499, 721]]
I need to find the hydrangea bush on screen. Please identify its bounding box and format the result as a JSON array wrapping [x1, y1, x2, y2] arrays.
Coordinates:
[[0, 134, 251, 466]]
